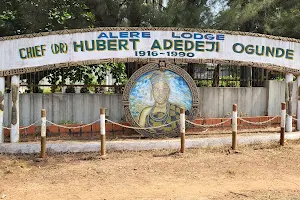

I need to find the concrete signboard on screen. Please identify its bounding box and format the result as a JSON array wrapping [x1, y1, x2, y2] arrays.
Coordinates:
[[1, 28, 300, 76]]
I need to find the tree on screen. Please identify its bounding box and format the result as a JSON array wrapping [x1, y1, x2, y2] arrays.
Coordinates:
[[215, 0, 300, 38], [1, 0, 218, 91], [85, 0, 126, 27], [1, 0, 95, 92], [265, 0, 300, 39], [46, 64, 110, 93], [0, 0, 94, 37], [214, 0, 281, 87], [163, 0, 213, 28]]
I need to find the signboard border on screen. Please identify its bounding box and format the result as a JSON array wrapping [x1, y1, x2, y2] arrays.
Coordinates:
[[0, 58, 297, 77], [1, 27, 300, 43]]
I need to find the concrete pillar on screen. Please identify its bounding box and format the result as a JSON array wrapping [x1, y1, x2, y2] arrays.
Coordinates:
[[0, 77, 5, 143], [285, 73, 293, 132], [297, 76, 300, 131], [11, 75, 19, 143]]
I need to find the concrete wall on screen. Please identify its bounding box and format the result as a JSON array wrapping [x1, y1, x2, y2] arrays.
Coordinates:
[[266, 80, 297, 116], [4, 94, 123, 126], [198, 87, 267, 118], [197, 80, 297, 118], [3, 80, 296, 125]]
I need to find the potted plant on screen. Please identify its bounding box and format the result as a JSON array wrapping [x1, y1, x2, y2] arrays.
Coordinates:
[[80, 86, 89, 93], [65, 85, 75, 93]]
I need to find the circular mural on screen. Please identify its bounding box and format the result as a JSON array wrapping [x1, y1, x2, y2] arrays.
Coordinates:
[[122, 63, 199, 138]]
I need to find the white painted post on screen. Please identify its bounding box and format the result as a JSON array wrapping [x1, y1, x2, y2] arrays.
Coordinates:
[[41, 109, 46, 158], [297, 76, 300, 131], [11, 75, 19, 143], [0, 77, 5, 143], [100, 108, 106, 156], [232, 104, 238, 150], [285, 73, 293, 132], [180, 108, 186, 153], [280, 102, 286, 146]]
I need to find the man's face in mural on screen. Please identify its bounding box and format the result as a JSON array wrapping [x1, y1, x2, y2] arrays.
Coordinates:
[[152, 81, 170, 104]]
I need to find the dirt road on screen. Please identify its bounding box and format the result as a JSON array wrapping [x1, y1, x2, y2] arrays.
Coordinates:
[[1, 140, 300, 200]]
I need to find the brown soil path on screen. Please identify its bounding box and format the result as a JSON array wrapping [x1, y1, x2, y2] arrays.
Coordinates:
[[1, 141, 300, 200]]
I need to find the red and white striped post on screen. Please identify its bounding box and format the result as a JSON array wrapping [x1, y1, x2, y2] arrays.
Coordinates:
[[40, 109, 46, 158], [180, 108, 186, 153], [232, 104, 238, 150], [100, 108, 106, 156], [280, 102, 286, 146]]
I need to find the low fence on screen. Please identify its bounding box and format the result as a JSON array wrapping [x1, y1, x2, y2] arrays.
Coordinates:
[[2, 109, 297, 142], [3, 121, 138, 142], [2, 102, 299, 158], [2, 102, 295, 140], [2, 115, 291, 142]]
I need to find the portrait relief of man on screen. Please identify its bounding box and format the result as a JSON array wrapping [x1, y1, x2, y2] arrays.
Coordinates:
[[126, 63, 197, 137], [138, 71, 183, 133]]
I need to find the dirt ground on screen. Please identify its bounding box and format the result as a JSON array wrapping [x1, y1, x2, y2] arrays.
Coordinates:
[[1, 140, 300, 200]]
